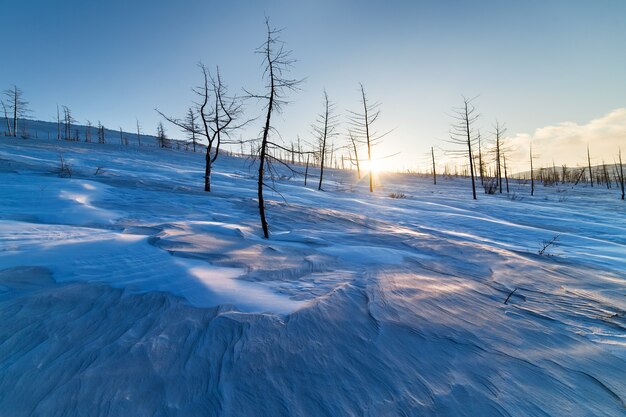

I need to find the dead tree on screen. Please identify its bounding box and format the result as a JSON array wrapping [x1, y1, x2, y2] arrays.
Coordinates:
[[56, 105, 61, 140], [199, 66, 246, 191], [503, 154, 510, 193], [304, 154, 310, 186], [530, 142, 536, 196], [349, 131, 361, 179], [136, 119, 142, 146], [247, 19, 301, 238], [1, 100, 12, 136], [85, 120, 93, 143], [477, 130, 484, 186], [431, 146, 437, 185], [347, 83, 389, 192], [602, 161, 611, 189], [97, 122, 106, 144], [3, 86, 29, 137], [158, 64, 245, 191], [186, 107, 198, 152], [157, 121, 167, 148], [312, 90, 339, 191], [492, 121, 507, 193], [587, 145, 593, 187], [448, 96, 479, 199], [617, 149, 625, 200], [62, 106, 75, 141]]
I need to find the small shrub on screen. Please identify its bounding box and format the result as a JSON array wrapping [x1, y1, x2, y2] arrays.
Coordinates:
[[389, 192, 407, 199], [58, 155, 72, 178], [484, 178, 498, 194], [538, 234, 560, 256]]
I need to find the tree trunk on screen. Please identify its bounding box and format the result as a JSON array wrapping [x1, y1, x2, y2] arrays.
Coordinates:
[[204, 149, 212, 192], [465, 104, 477, 200], [587, 145, 593, 187], [257, 68, 274, 238], [12, 86, 18, 137], [530, 143, 535, 196], [431, 146, 437, 185]]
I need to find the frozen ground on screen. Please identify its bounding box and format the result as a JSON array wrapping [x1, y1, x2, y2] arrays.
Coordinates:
[[0, 133, 625, 416]]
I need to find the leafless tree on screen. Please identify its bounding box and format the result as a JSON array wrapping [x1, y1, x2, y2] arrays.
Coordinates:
[[1, 100, 12, 136], [97, 121, 106, 144], [3, 85, 29, 137], [185, 107, 198, 152], [602, 161, 611, 189], [246, 19, 302, 238], [476, 130, 484, 186], [304, 153, 310, 186], [491, 121, 507, 193], [62, 106, 75, 141], [448, 96, 479, 199], [431, 146, 437, 185], [85, 120, 93, 143], [348, 131, 361, 179], [56, 105, 61, 140], [158, 64, 246, 191], [312, 90, 339, 191], [156, 121, 168, 148], [503, 153, 510, 193], [197, 65, 247, 191], [587, 145, 593, 187], [530, 141, 537, 196], [347, 83, 388, 192], [616, 148, 625, 200], [136, 119, 142, 146]]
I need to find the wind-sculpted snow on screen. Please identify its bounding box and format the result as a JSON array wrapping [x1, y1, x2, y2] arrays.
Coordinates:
[[0, 136, 625, 416]]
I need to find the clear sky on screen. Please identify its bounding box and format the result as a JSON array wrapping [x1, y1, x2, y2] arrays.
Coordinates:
[[2, 0, 625, 172]]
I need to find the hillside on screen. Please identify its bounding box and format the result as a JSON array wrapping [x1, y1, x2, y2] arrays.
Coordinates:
[[1, 135, 625, 416]]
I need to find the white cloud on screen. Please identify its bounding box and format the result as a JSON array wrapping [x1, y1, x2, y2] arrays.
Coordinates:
[[506, 108, 626, 173]]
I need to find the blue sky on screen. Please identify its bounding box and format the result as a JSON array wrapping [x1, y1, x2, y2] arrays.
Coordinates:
[[3, 0, 625, 170]]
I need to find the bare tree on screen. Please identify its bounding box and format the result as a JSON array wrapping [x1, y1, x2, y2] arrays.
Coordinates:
[[448, 96, 479, 199], [431, 146, 437, 185], [158, 64, 245, 191], [136, 119, 142, 146], [349, 131, 361, 179], [3, 86, 29, 137], [198, 65, 246, 191], [347, 83, 388, 192], [56, 105, 61, 140], [616, 148, 625, 200], [97, 121, 106, 144], [477, 130, 484, 186], [247, 19, 302, 238], [156, 121, 168, 148], [492, 121, 507, 193], [186, 107, 198, 152], [587, 144, 594, 187], [85, 120, 93, 143], [503, 153, 510, 193], [530, 141, 536, 196], [1, 100, 12, 136], [312, 90, 339, 191], [62, 106, 75, 141], [602, 161, 611, 189]]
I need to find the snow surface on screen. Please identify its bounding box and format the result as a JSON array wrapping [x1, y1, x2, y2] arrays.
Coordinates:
[[1, 132, 625, 416]]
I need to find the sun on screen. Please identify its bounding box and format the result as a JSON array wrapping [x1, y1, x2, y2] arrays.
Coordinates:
[[361, 158, 386, 174]]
